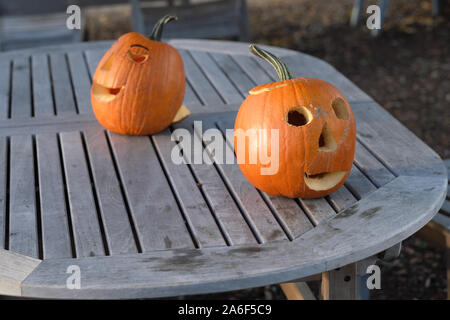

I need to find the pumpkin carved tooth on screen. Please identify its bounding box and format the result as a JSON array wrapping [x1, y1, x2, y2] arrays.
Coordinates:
[[234, 45, 356, 198], [304, 171, 347, 191]]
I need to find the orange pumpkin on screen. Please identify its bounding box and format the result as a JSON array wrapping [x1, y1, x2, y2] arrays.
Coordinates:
[[91, 15, 190, 135], [234, 45, 356, 199]]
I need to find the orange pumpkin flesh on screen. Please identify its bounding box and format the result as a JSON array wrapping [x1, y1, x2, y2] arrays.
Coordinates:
[[234, 45, 356, 199], [91, 15, 189, 135]]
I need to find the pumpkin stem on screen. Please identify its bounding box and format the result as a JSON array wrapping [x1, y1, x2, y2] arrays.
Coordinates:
[[249, 44, 293, 81], [150, 14, 178, 41]]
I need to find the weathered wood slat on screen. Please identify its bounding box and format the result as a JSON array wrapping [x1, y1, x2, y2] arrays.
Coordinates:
[[0, 60, 11, 119], [0, 40, 446, 300], [60, 131, 105, 257], [67, 51, 93, 114], [11, 57, 31, 118], [83, 49, 106, 80], [0, 116, 99, 139], [326, 186, 357, 212], [9, 135, 38, 258], [354, 140, 396, 187], [210, 52, 254, 98], [31, 54, 54, 117], [299, 197, 335, 226], [171, 39, 297, 57], [20, 174, 446, 299], [0, 137, 6, 248], [0, 249, 40, 296], [184, 80, 202, 107], [214, 117, 313, 239], [107, 131, 194, 251], [261, 193, 314, 239], [152, 130, 226, 247], [49, 53, 77, 115], [281, 54, 373, 104], [179, 49, 224, 106], [189, 50, 243, 104], [253, 55, 278, 82], [231, 54, 273, 86], [352, 101, 446, 178], [195, 117, 287, 243], [173, 122, 258, 246], [345, 165, 377, 200], [82, 127, 138, 255], [36, 133, 72, 259]]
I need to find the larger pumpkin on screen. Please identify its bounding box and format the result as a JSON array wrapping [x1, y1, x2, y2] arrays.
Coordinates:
[[234, 45, 356, 199], [91, 15, 190, 135]]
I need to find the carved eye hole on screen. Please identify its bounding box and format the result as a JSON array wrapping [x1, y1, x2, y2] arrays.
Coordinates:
[[332, 98, 349, 120], [127, 44, 149, 64], [285, 106, 313, 127]]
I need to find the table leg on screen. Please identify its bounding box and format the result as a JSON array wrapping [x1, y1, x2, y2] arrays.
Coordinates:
[[280, 282, 316, 300], [320, 264, 359, 300]]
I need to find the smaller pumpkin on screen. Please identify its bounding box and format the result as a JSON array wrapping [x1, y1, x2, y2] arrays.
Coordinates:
[[234, 45, 356, 199], [91, 15, 190, 135]]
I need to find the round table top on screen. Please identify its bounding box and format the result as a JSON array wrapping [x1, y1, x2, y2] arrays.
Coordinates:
[[0, 39, 446, 299]]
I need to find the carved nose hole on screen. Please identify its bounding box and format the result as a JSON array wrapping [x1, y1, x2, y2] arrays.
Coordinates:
[[101, 53, 115, 71], [318, 123, 337, 152], [319, 134, 325, 148]]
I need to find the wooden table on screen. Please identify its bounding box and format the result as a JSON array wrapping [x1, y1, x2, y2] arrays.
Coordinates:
[[0, 40, 446, 299]]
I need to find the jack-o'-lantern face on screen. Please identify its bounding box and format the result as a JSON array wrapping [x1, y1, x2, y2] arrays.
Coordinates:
[[91, 15, 189, 136], [234, 46, 356, 199]]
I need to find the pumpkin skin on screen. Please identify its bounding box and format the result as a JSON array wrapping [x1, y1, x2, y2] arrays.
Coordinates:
[[91, 31, 186, 135], [234, 47, 356, 199]]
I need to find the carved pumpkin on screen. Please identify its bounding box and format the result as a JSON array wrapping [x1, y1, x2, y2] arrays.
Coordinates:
[[91, 15, 190, 135], [234, 45, 356, 198]]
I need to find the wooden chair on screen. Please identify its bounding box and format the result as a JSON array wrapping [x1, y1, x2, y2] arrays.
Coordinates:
[[0, 0, 84, 51], [130, 0, 249, 41], [416, 159, 450, 300]]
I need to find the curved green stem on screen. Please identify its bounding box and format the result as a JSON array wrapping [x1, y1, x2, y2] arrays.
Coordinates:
[[149, 14, 178, 41], [249, 44, 293, 81]]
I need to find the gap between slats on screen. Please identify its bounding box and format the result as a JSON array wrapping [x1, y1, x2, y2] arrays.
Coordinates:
[[147, 135, 201, 249], [103, 131, 143, 253], [160, 129, 232, 247], [207, 122, 294, 243], [56, 133, 77, 258], [79, 132, 110, 256], [215, 120, 334, 232], [189, 123, 264, 244]]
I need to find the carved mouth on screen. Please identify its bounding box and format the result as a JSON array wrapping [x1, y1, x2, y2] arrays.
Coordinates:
[[92, 82, 124, 102], [304, 171, 347, 191]]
